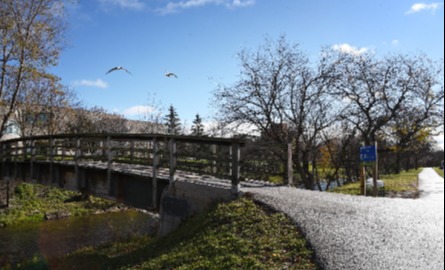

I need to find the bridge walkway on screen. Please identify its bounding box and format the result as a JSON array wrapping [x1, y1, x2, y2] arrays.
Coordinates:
[[53, 160, 277, 190]]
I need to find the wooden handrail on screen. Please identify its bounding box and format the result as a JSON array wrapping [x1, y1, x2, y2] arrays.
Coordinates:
[[1, 133, 245, 146], [0, 133, 245, 194]]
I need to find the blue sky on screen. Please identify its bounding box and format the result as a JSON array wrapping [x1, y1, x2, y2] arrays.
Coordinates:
[[52, 0, 444, 129]]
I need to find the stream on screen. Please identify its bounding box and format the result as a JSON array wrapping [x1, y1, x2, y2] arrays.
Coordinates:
[[0, 211, 158, 266]]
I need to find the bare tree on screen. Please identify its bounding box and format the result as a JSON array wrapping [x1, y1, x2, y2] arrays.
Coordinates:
[[327, 52, 408, 145], [214, 36, 335, 189], [0, 0, 68, 135], [389, 60, 443, 172], [138, 93, 166, 134], [65, 106, 96, 134], [319, 123, 361, 189], [328, 52, 444, 146], [15, 73, 79, 136], [326, 50, 444, 174], [66, 106, 129, 134]]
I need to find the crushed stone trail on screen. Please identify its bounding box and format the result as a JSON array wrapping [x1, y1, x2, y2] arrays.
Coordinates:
[[243, 168, 444, 270]]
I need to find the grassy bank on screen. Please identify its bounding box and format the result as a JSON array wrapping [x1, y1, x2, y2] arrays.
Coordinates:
[[434, 167, 444, 178], [331, 168, 423, 198], [17, 198, 318, 270], [0, 182, 120, 227]]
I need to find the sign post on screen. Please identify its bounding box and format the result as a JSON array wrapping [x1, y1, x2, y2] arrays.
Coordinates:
[[360, 162, 366, 196], [360, 143, 378, 197], [372, 142, 379, 197]]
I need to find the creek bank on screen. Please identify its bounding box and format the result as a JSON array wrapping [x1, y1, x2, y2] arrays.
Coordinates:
[[1, 205, 136, 227], [0, 182, 157, 228], [1, 182, 160, 267], [42, 203, 146, 221]]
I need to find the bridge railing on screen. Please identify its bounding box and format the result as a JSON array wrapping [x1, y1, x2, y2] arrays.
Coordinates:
[[241, 141, 288, 182], [0, 133, 244, 193]]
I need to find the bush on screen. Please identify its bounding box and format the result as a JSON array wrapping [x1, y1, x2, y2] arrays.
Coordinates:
[[14, 183, 35, 200]]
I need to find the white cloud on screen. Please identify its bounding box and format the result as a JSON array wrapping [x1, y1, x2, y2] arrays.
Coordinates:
[[332, 43, 369, 56], [123, 105, 155, 117], [159, 0, 255, 14], [405, 2, 443, 14], [231, 0, 255, 8], [392, 39, 400, 46], [99, 0, 145, 10], [72, 79, 108, 89]]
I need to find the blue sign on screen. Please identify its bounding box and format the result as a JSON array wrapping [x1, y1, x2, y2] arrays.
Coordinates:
[[360, 146, 377, 162]]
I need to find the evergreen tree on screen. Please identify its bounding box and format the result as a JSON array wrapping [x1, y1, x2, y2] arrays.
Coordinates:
[[191, 114, 205, 136], [164, 105, 181, 135]]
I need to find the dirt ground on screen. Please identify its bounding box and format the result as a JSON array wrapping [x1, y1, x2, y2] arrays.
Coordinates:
[[385, 190, 420, 199]]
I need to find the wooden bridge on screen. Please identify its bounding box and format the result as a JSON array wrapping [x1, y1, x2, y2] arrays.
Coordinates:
[[0, 133, 282, 212]]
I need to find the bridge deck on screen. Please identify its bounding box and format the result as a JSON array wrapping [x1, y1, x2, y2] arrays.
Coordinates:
[[53, 160, 277, 189]]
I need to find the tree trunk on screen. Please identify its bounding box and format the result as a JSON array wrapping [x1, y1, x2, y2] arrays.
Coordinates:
[[395, 151, 402, 174]]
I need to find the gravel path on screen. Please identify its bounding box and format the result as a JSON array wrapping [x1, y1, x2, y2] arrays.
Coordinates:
[[243, 168, 444, 270], [418, 168, 444, 203]]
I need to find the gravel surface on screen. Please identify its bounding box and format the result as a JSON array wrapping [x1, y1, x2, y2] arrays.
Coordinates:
[[243, 168, 444, 270]]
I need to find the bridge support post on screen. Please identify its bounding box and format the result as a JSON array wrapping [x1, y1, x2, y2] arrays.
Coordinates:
[[30, 140, 35, 181], [13, 141, 18, 181], [152, 138, 159, 209], [231, 143, 241, 196], [211, 144, 217, 175], [75, 137, 79, 184], [169, 138, 177, 186], [6, 180, 9, 208], [130, 141, 135, 163], [75, 137, 89, 199], [287, 142, 294, 186], [49, 137, 54, 184], [106, 136, 112, 189]]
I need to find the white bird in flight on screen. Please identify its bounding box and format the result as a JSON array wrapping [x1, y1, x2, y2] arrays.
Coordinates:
[[106, 66, 132, 75], [165, 72, 178, 78]]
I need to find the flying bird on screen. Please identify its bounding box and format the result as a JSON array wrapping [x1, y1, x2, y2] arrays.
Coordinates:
[[165, 72, 178, 78], [106, 66, 132, 75]]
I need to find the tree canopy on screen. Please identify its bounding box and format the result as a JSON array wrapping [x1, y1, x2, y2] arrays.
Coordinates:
[[0, 0, 69, 136], [214, 36, 444, 188]]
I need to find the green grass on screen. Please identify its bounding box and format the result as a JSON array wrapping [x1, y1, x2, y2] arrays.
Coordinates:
[[434, 167, 444, 178], [22, 198, 319, 270], [382, 169, 422, 192], [331, 168, 423, 197], [0, 183, 119, 227], [330, 181, 362, 196]]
